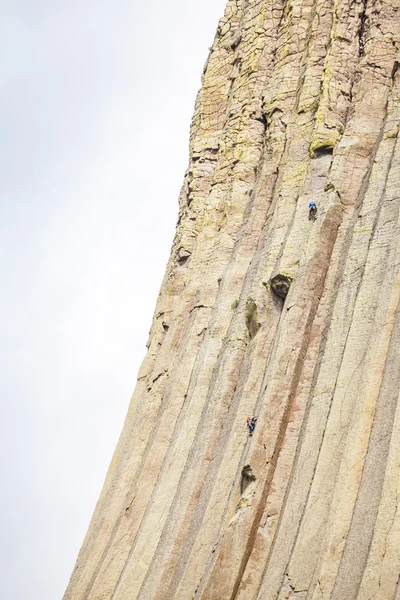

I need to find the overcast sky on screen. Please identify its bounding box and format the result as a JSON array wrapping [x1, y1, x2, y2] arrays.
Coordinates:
[[0, 2, 226, 598]]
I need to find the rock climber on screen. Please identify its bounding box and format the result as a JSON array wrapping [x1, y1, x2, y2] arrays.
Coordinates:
[[309, 201, 317, 221], [246, 416, 257, 436]]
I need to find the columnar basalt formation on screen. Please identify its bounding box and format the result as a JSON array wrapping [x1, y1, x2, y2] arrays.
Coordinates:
[[64, 1, 400, 599]]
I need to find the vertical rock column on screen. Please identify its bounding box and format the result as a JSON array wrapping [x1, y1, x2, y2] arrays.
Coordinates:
[[64, 1, 400, 599]]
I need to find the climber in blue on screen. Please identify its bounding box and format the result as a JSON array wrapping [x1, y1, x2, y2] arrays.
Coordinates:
[[309, 201, 317, 221], [246, 416, 257, 436]]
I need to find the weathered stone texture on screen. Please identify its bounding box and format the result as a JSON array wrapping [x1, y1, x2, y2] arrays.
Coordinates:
[[64, 1, 400, 598]]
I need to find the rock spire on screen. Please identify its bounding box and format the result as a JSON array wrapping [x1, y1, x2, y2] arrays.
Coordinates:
[[64, 1, 400, 598]]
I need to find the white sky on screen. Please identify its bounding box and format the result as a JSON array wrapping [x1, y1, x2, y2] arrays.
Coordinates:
[[0, 2, 226, 598]]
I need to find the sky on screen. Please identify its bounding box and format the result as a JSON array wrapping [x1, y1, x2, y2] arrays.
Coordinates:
[[0, 1, 226, 598]]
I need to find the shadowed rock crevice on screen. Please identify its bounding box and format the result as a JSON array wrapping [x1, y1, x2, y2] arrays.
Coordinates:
[[313, 147, 334, 159], [240, 464, 256, 494], [270, 273, 293, 299], [358, 0, 368, 57], [177, 247, 191, 266]]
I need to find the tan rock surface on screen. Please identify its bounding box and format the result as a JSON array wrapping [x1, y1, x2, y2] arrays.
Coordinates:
[[64, 1, 400, 598]]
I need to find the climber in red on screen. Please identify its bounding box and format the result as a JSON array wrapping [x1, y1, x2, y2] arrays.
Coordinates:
[[246, 416, 257, 436]]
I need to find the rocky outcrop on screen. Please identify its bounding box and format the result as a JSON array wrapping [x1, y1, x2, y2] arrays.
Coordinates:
[[64, 1, 400, 599]]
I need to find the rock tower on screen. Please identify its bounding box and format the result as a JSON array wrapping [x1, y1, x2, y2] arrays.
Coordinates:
[[64, 1, 400, 598]]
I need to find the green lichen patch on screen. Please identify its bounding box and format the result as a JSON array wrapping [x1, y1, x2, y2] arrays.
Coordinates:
[[235, 497, 250, 512], [246, 298, 260, 339]]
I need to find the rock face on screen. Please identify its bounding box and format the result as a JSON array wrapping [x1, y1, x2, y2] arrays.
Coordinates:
[[64, 1, 400, 599]]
